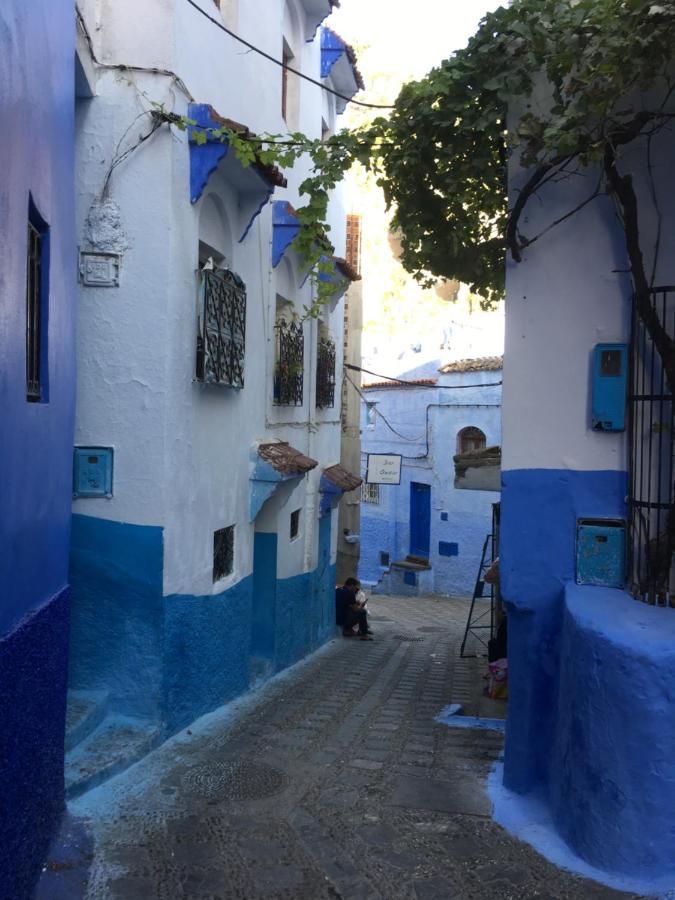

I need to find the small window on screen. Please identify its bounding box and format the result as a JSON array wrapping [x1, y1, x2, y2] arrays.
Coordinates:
[[213, 526, 234, 581], [457, 426, 486, 454], [26, 197, 49, 403], [362, 482, 380, 504], [380, 551, 390, 567], [290, 508, 301, 540]]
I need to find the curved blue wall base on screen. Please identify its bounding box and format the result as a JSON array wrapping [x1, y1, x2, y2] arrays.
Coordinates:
[[0, 588, 69, 900], [552, 584, 675, 877], [500, 468, 627, 795]]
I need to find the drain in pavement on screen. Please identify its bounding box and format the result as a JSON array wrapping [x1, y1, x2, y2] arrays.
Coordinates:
[[393, 635, 424, 642], [182, 761, 290, 801]]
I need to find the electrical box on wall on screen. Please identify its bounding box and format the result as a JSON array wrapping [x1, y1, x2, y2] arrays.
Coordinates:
[[576, 518, 625, 587], [591, 343, 628, 431], [73, 447, 113, 498]]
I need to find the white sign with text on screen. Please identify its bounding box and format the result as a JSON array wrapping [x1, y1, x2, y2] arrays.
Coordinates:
[[366, 454, 402, 485]]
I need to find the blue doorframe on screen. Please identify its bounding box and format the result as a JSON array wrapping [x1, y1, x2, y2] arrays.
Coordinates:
[[410, 482, 431, 558]]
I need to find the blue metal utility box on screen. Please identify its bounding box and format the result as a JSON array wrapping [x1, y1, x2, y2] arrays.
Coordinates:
[[591, 343, 628, 431], [576, 518, 626, 587], [73, 447, 114, 498]]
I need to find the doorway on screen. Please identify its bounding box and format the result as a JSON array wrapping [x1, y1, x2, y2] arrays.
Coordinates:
[[409, 482, 431, 558]]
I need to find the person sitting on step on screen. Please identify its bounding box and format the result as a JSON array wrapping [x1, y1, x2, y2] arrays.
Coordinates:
[[335, 577, 373, 641]]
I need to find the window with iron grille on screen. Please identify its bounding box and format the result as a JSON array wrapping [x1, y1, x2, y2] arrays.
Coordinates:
[[26, 200, 49, 403], [628, 287, 675, 606], [196, 267, 246, 388], [274, 317, 304, 405], [213, 525, 234, 582], [316, 336, 336, 408], [362, 481, 380, 504], [290, 508, 301, 540]]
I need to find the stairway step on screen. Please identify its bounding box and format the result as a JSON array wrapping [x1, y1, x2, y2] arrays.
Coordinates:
[[64, 690, 109, 752], [65, 715, 159, 799]]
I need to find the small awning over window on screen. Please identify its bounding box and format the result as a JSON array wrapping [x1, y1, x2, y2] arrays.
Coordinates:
[[188, 104, 287, 241], [319, 463, 362, 516], [258, 442, 318, 476], [272, 201, 301, 268], [250, 441, 318, 520], [320, 28, 364, 113], [299, 0, 339, 40]]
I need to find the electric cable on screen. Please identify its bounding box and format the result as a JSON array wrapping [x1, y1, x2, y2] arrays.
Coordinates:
[[184, 0, 396, 110], [344, 371, 426, 442], [345, 362, 502, 390]]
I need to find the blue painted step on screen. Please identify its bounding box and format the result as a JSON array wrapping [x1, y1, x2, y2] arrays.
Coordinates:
[[64, 690, 109, 752], [65, 715, 160, 799]]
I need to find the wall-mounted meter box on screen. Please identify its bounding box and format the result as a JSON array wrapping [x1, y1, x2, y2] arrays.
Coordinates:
[[576, 518, 625, 587], [73, 447, 113, 498], [591, 343, 628, 431]]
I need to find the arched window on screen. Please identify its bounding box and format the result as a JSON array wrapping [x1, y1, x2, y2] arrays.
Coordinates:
[[457, 426, 486, 454]]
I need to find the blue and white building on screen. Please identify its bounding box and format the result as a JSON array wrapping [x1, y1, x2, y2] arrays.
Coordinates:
[[67, 0, 362, 795], [359, 358, 502, 597], [0, 2, 86, 895], [498, 87, 675, 890]]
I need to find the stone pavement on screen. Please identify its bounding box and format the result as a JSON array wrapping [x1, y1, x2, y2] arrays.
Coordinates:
[[39, 594, 645, 900]]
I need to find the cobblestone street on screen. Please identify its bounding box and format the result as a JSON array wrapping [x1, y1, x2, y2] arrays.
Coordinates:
[[42, 595, 644, 900]]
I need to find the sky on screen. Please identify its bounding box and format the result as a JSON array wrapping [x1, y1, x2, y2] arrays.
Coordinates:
[[329, 0, 502, 84]]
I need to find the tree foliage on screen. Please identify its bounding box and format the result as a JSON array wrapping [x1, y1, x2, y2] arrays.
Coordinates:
[[179, 0, 675, 320]]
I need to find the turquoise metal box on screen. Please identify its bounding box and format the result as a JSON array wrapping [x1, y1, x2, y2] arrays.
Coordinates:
[[591, 343, 628, 431], [576, 518, 625, 587], [73, 447, 113, 498]]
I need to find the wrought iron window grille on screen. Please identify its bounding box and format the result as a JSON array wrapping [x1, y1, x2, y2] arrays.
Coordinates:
[[196, 267, 246, 388], [628, 286, 675, 606], [274, 317, 304, 405], [26, 221, 43, 401], [213, 525, 234, 582], [316, 336, 336, 408], [362, 481, 379, 504]]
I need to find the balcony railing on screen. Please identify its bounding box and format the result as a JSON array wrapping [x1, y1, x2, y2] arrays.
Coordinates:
[[274, 318, 304, 405], [316, 336, 336, 408], [196, 268, 246, 388]]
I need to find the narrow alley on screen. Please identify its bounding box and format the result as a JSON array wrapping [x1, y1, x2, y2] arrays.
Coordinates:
[[40, 595, 642, 900]]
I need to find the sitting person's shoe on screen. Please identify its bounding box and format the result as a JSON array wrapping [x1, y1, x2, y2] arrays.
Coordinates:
[[359, 634, 374, 641], [342, 629, 357, 637], [366, 628, 374, 635]]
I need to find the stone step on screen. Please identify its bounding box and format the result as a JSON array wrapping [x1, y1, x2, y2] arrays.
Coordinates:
[[65, 715, 160, 799], [64, 689, 109, 752]]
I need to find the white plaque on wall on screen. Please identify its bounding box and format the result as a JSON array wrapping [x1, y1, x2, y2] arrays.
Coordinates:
[[366, 454, 402, 485]]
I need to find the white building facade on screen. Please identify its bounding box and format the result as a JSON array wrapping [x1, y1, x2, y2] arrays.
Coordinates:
[[67, 0, 361, 794]]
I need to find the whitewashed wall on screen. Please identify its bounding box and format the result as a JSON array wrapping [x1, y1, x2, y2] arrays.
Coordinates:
[[74, 0, 349, 596]]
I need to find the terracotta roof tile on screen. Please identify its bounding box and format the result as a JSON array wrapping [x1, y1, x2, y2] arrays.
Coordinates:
[[323, 464, 362, 492], [334, 256, 361, 282], [363, 378, 438, 389], [258, 442, 318, 475], [438, 356, 503, 374]]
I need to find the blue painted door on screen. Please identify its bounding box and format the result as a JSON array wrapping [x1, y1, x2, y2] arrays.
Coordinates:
[[410, 482, 431, 558]]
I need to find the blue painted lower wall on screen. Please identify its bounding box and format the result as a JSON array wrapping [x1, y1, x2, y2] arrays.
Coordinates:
[[499, 468, 675, 880], [69, 515, 336, 742], [500, 467, 627, 796], [163, 577, 254, 735], [69, 516, 164, 721], [551, 584, 675, 876], [0, 587, 69, 900]]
